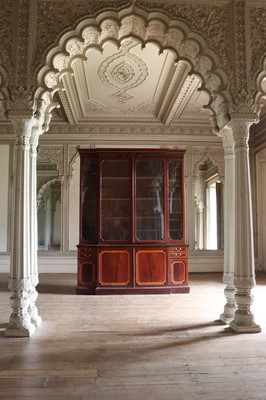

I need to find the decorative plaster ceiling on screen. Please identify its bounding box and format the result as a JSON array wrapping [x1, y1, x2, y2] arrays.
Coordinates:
[[53, 39, 210, 126]]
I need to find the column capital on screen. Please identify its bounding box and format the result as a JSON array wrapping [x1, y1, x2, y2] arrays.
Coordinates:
[[218, 126, 235, 155], [224, 117, 255, 150], [7, 86, 52, 142], [8, 86, 34, 117]]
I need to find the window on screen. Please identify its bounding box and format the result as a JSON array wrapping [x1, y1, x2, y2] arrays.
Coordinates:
[[195, 161, 222, 250]]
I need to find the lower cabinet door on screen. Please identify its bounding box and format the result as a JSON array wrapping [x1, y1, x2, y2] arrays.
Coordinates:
[[135, 249, 167, 286], [171, 259, 187, 285], [98, 249, 132, 286], [79, 261, 96, 286]]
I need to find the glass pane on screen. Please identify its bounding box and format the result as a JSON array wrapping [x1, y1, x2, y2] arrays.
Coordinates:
[[37, 179, 61, 250], [136, 159, 164, 240], [168, 160, 182, 240], [101, 160, 131, 241], [37, 156, 61, 251], [81, 159, 97, 241]]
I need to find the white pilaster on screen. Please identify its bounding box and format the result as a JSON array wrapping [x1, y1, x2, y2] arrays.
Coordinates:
[[229, 120, 261, 333], [195, 170, 206, 250], [219, 128, 236, 324], [5, 119, 36, 337]]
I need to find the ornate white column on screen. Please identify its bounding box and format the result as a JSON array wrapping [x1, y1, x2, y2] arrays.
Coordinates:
[[228, 119, 261, 333], [61, 145, 68, 252], [28, 128, 42, 327], [5, 88, 53, 337], [5, 118, 36, 337], [196, 205, 204, 250], [219, 127, 236, 324]]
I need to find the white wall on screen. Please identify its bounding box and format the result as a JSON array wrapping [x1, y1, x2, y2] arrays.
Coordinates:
[[0, 145, 9, 252]]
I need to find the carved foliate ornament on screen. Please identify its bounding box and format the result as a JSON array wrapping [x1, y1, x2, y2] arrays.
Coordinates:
[[192, 147, 224, 181], [100, 19, 120, 41], [38, 145, 64, 176], [33, 1, 130, 70], [44, 71, 59, 90], [120, 15, 146, 40], [68, 145, 80, 179], [53, 53, 70, 72], [180, 40, 199, 60], [8, 276, 32, 292], [82, 26, 100, 46], [226, 118, 254, 148], [145, 19, 166, 43], [46, 122, 214, 136], [66, 38, 84, 57], [0, 2, 15, 92], [8, 86, 33, 116], [164, 28, 183, 49], [136, 1, 230, 69], [250, 7, 266, 77]]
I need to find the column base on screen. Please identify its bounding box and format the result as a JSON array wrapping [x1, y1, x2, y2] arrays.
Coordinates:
[[219, 303, 236, 325], [5, 324, 36, 337], [229, 320, 261, 333], [4, 310, 36, 337], [220, 313, 234, 325]]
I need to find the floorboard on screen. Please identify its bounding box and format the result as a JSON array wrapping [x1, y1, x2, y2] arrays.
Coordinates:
[[0, 272, 266, 400]]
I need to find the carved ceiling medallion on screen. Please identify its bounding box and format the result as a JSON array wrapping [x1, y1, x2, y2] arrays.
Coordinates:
[[98, 42, 149, 104]]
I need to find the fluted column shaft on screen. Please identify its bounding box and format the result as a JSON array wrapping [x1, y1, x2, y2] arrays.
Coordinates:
[[220, 128, 236, 324], [195, 170, 206, 250], [229, 120, 260, 333], [197, 205, 204, 250], [28, 130, 42, 327], [5, 119, 36, 337]]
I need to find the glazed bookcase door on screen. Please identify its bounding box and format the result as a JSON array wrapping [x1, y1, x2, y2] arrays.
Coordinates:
[[80, 158, 98, 242], [100, 159, 131, 242], [168, 160, 183, 241], [135, 159, 165, 241]]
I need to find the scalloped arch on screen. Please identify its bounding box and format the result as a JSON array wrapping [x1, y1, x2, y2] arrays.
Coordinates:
[[254, 54, 266, 110], [0, 60, 10, 101], [36, 4, 233, 131], [193, 151, 224, 183], [37, 178, 62, 210]]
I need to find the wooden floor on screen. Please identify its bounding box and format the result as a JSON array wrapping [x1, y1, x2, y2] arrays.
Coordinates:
[[1, 272, 266, 400]]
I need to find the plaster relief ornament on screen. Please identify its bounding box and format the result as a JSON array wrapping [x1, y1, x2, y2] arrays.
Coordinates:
[[119, 15, 146, 40], [66, 39, 84, 57], [164, 28, 183, 49], [82, 26, 99, 46], [98, 41, 148, 104], [145, 20, 166, 43], [180, 40, 200, 60], [9, 86, 33, 114], [53, 53, 69, 72], [44, 71, 58, 89], [196, 56, 212, 76], [100, 19, 119, 41]]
